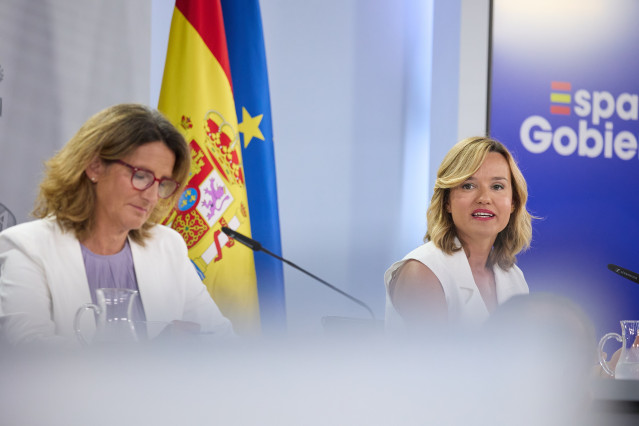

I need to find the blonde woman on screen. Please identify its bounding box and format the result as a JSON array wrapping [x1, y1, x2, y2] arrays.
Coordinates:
[[0, 104, 233, 344], [384, 137, 533, 329]]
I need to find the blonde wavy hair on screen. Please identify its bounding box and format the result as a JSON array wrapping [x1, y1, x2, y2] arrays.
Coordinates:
[[33, 104, 190, 245], [425, 136, 532, 269]]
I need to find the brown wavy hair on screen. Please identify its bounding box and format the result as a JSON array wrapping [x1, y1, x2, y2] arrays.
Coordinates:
[[33, 104, 190, 245], [425, 136, 533, 269]]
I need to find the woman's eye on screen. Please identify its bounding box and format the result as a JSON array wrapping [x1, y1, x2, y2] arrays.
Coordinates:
[[493, 184, 504, 190], [461, 183, 474, 190], [133, 171, 149, 181]]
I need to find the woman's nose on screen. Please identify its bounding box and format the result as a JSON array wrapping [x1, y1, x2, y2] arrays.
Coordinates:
[[141, 181, 160, 203], [476, 187, 491, 203]]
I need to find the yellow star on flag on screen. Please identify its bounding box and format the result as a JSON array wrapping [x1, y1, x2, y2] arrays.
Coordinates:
[[238, 106, 265, 148]]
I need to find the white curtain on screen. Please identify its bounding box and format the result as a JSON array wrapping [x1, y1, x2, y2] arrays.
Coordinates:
[[0, 0, 151, 226]]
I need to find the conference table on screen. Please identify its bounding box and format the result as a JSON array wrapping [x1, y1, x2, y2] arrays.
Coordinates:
[[1, 332, 639, 425], [589, 378, 639, 425]]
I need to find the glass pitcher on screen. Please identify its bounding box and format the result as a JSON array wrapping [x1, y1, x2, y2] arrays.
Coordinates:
[[74, 288, 139, 345], [598, 320, 639, 379]]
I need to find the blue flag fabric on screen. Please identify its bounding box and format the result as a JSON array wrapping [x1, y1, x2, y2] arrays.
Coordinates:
[[221, 0, 286, 331]]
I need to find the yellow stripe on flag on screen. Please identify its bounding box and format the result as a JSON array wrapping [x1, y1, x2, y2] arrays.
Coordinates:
[[159, 7, 260, 334]]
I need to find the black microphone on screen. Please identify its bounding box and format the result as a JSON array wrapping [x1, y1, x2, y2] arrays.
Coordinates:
[[221, 227, 376, 319], [222, 227, 262, 251], [608, 264, 639, 284]]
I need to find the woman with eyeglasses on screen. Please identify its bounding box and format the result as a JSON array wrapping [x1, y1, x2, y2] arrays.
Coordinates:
[[0, 104, 233, 344]]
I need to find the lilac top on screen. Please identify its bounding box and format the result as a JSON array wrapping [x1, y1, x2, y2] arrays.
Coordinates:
[[80, 239, 146, 322]]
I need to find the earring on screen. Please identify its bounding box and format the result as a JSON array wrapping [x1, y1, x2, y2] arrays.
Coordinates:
[[91, 177, 96, 182]]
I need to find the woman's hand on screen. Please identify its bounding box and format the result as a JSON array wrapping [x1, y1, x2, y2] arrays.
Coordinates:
[[596, 348, 621, 378]]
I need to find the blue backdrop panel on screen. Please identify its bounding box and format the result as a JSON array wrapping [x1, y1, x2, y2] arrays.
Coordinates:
[[489, 0, 639, 336]]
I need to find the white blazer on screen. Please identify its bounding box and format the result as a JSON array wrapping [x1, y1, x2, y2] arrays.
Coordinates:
[[384, 240, 529, 329], [0, 218, 233, 344]]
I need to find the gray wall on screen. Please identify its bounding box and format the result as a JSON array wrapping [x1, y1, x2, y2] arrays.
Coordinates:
[[0, 0, 151, 225], [264, 0, 487, 332], [259, 0, 488, 332], [0, 0, 489, 334]]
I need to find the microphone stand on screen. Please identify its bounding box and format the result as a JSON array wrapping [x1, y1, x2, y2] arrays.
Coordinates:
[[222, 227, 376, 319]]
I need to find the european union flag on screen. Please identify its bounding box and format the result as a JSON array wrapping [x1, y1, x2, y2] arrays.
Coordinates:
[[222, 0, 286, 331]]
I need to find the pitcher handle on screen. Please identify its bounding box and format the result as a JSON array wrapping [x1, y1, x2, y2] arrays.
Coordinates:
[[598, 332, 622, 377], [74, 303, 99, 346]]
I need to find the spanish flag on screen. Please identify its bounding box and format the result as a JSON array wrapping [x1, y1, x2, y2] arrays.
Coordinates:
[[159, 0, 260, 334]]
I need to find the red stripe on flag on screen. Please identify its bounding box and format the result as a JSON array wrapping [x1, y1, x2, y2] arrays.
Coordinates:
[[176, 0, 233, 89], [550, 105, 571, 115], [551, 81, 571, 91]]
